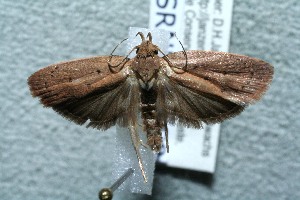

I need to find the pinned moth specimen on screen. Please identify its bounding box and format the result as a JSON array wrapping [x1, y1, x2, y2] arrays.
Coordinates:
[[28, 32, 274, 182]]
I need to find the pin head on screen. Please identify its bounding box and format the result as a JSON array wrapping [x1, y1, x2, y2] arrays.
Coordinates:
[[99, 188, 113, 200]]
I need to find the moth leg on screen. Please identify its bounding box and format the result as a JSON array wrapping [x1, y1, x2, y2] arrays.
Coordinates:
[[140, 140, 149, 149], [129, 125, 148, 183], [164, 123, 169, 153]]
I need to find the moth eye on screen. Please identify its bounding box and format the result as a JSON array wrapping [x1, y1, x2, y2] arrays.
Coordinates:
[[154, 50, 158, 55]]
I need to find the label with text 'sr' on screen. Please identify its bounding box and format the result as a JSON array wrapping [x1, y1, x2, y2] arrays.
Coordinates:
[[149, 0, 234, 173]]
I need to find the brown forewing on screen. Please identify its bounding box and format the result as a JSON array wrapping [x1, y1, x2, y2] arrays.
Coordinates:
[[28, 56, 140, 129], [164, 50, 274, 104], [28, 56, 128, 106]]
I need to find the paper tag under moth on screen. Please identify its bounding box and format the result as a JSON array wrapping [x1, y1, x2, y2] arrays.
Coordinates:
[[28, 32, 274, 182]]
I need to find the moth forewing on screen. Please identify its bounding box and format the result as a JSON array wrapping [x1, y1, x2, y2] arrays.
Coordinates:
[[164, 50, 274, 105], [28, 56, 129, 106]]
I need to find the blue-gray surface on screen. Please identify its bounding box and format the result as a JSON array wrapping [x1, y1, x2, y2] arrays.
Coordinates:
[[1, 0, 299, 200]]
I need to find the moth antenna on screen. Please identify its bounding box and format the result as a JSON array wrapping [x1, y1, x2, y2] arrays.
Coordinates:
[[108, 37, 129, 73], [109, 37, 128, 60], [108, 60, 126, 73], [173, 33, 188, 71], [155, 32, 186, 74], [136, 32, 145, 42], [108, 46, 137, 73], [146, 32, 152, 42], [159, 49, 185, 74]]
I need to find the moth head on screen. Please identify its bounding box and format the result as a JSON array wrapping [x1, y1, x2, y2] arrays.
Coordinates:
[[135, 32, 160, 58]]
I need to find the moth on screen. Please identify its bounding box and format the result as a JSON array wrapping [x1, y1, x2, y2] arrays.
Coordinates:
[[28, 32, 274, 182]]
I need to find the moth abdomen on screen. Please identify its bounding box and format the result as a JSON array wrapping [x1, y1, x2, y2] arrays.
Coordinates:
[[140, 87, 162, 152]]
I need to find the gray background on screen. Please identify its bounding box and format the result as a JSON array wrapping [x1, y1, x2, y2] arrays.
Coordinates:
[[1, 0, 299, 200]]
